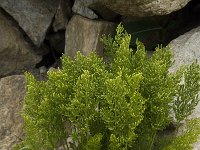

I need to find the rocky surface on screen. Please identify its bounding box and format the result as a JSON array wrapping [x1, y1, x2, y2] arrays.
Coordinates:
[[169, 26, 200, 72], [0, 10, 41, 77], [90, 2, 120, 21], [72, 0, 98, 19], [168, 26, 200, 149], [0, 75, 25, 150], [102, 0, 191, 16], [65, 15, 116, 57], [52, 0, 72, 32], [0, 0, 59, 46]]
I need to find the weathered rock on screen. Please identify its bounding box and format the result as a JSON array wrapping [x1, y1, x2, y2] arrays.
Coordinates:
[[90, 2, 120, 21], [0, 10, 41, 77], [65, 15, 116, 57], [169, 26, 200, 72], [0, 0, 59, 46], [168, 26, 200, 149], [52, 0, 72, 32], [102, 0, 191, 17], [0, 75, 25, 150], [72, 0, 98, 19]]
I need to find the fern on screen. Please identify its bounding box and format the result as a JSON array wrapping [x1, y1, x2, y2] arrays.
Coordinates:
[[16, 24, 200, 150]]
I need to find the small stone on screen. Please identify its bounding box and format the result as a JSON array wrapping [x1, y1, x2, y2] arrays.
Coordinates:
[[39, 66, 47, 74]]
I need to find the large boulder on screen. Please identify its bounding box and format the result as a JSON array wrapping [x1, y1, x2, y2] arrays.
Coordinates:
[[0, 0, 59, 46], [0, 10, 41, 77], [65, 15, 116, 57], [168, 26, 200, 149], [0, 75, 25, 150], [72, 0, 191, 18], [102, 0, 191, 17], [169, 26, 200, 72]]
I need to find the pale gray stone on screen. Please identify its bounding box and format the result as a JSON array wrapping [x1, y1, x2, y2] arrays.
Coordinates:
[[169, 26, 200, 72], [168, 26, 200, 149]]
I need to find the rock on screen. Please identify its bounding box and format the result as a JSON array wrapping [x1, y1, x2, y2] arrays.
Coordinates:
[[168, 26, 200, 72], [168, 26, 200, 149], [52, 0, 72, 32], [39, 66, 47, 74], [72, 0, 98, 19], [0, 10, 41, 77], [102, 0, 191, 17], [64, 15, 116, 57], [0, 0, 59, 46], [89, 2, 120, 21], [0, 75, 25, 150]]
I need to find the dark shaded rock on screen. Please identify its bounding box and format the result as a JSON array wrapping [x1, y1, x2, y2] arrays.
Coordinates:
[[72, 0, 98, 19], [0, 10, 41, 77], [52, 0, 72, 32], [0, 0, 59, 46], [47, 31, 65, 54], [90, 2, 120, 21], [64, 15, 116, 57]]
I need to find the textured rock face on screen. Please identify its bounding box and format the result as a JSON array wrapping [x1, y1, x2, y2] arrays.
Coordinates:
[[169, 26, 200, 72], [102, 0, 191, 16], [65, 15, 116, 57], [0, 11, 41, 77], [52, 0, 72, 32], [0, 75, 25, 150], [72, 0, 98, 19], [168, 26, 200, 149], [0, 0, 59, 46]]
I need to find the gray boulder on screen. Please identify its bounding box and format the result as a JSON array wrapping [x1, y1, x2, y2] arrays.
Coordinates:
[[0, 0, 59, 46], [0, 10, 41, 77], [168, 26, 200, 149], [72, 0, 98, 19], [65, 15, 116, 57], [169, 26, 200, 72], [0, 75, 25, 150], [102, 0, 191, 17]]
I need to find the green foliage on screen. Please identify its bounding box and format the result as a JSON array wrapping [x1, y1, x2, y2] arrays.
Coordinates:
[[174, 62, 200, 122], [164, 118, 200, 150], [17, 24, 200, 150], [155, 118, 200, 150]]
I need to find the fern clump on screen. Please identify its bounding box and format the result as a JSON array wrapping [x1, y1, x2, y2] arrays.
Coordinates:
[[17, 24, 200, 150]]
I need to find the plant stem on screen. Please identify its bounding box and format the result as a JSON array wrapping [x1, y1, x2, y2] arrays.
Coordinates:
[[149, 132, 156, 150]]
